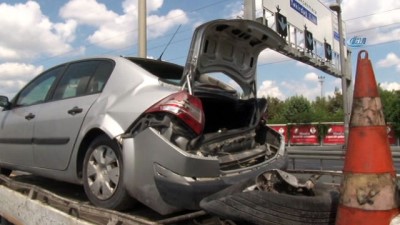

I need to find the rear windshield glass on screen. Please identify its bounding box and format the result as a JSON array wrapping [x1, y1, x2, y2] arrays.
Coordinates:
[[126, 57, 183, 85]]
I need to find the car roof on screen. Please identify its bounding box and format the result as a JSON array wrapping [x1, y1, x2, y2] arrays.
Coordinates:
[[125, 57, 184, 81]]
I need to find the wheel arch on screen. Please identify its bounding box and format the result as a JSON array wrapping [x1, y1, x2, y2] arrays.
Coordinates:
[[76, 128, 109, 179]]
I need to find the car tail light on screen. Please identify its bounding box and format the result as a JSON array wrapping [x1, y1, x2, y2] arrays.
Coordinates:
[[145, 91, 205, 134]]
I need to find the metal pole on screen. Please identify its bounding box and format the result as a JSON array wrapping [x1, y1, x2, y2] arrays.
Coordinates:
[[338, 8, 351, 147], [243, 0, 256, 20], [318, 75, 325, 98], [330, 3, 350, 147], [138, 0, 147, 58]]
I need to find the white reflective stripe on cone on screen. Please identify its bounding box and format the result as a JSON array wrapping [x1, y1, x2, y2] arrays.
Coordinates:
[[390, 214, 400, 225]]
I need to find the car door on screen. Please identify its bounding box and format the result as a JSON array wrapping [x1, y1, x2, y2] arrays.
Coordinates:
[[33, 60, 114, 170], [0, 66, 64, 166]]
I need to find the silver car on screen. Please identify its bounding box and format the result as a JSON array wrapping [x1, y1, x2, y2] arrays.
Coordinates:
[[0, 19, 287, 215]]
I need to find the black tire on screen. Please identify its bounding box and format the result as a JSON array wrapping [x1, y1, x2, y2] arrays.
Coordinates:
[[0, 168, 11, 176], [83, 134, 135, 211], [200, 181, 339, 225]]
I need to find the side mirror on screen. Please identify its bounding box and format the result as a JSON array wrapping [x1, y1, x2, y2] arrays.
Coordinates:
[[0, 96, 10, 109]]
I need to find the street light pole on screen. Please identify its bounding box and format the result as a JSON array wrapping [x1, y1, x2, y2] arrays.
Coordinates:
[[243, 0, 256, 20], [318, 75, 325, 98], [330, 2, 351, 147], [138, 0, 147, 58]]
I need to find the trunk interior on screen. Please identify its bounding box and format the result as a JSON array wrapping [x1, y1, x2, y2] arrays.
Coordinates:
[[187, 92, 282, 171], [131, 89, 284, 172], [200, 94, 257, 133]]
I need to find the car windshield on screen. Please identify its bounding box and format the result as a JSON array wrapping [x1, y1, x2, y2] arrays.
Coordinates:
[[126, 57, 183, 85]]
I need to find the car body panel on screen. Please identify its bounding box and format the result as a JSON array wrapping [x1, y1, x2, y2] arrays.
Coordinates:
[[74, 57, 181, 141], [183, 19, 286, 95], [122, 128, 220, 215], [0, 105, 39, 166], [33, 94, 99, 170]]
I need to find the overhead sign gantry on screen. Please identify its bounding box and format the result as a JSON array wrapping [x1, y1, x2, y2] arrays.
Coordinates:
[[244, 0, 352, 145], [260, 0, 351, 79]]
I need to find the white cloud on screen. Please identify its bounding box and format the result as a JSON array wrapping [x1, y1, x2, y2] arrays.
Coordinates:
[[0, 63, 43, 80], [258, 49, 290, 64], [377, 53, 400, 71], [257, 80, 285, 99], [342, 0, 400, 45], [0, 1, 77, 61], [226, 1, 243, 19], [228, 0, 264, 19], [380, 82, 400, 91], [0, 63, 43, 98], [147, 9, 188, 38], [122, 0, 163, 14], [54, 19, 78, 42], [304, 72, 319, 82], [281, 80, 320, 100], [333, 78, 342, 86], [59, 0, 118, 26], [61, 0, 189, 50]]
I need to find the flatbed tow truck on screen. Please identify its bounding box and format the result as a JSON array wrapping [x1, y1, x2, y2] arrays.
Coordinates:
[[0, 172, 218, 225], [0, 170, 344, 225]]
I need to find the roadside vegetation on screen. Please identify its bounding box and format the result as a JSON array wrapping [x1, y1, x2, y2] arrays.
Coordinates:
[[265, 86, 400, 136]]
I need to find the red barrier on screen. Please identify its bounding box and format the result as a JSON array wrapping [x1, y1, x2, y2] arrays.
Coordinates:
[[323, 124, 345, 145], [269, 124, 288, 143], [387, 124, 397, 145], [289, 124, 319, 145], [268, 123, 398, 146]]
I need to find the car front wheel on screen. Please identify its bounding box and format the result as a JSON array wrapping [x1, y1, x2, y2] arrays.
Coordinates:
[[83, 134, 135, 210]]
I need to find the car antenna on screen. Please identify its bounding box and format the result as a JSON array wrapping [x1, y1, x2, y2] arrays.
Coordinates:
[[157, 24, 181, 61]]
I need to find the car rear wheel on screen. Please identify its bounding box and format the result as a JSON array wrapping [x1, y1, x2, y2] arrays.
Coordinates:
[[83, 134, 135, 210]]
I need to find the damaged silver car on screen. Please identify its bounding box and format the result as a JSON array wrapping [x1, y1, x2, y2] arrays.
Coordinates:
[[0, 19, 287, 215]]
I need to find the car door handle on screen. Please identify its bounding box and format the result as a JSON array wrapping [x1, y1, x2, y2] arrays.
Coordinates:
[[67, 107, 83, 115], [25, 113, 35, 120]]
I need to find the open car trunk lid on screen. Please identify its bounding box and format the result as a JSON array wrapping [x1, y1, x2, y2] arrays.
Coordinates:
[[182, 19, 286, 96]]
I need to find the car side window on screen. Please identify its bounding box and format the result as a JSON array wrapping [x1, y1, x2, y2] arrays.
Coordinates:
[[87, 61, 113, 94], [16, 66, 64, 107], [52, 61, 100, 100], [53, 60, 113, 100]]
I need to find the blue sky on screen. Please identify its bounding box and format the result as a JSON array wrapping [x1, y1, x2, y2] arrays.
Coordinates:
[[0, 0, 399, 100]]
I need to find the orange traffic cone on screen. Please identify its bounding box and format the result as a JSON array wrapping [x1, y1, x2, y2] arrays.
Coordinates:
[[335, 50, 399, 225]]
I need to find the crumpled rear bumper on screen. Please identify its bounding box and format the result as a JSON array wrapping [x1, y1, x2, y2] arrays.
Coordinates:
[[153, 152, 288, 209], [122, 127, 288, 215]]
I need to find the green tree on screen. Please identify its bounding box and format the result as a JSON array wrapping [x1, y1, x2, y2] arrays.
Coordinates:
[[379, 87, 397, 122], [312, 96, 330, 122], [326, 87, 344, 121], [266, 96, 285, 123], [282, 95, 313, 123], [379, 87, 400, 136], [389, 91, 400, 137]]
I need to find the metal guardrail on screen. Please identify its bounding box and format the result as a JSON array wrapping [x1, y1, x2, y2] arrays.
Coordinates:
[[287, 145, 400, 171]]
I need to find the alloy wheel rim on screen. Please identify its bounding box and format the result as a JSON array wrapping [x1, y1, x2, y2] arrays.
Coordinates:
[[86, 145, 120, 200]]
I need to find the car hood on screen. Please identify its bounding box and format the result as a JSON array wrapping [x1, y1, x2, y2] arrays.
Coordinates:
[[182, 19, 286, 95]]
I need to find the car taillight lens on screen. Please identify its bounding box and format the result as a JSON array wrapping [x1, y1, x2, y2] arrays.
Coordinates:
[[145, 91, 205, 134]]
